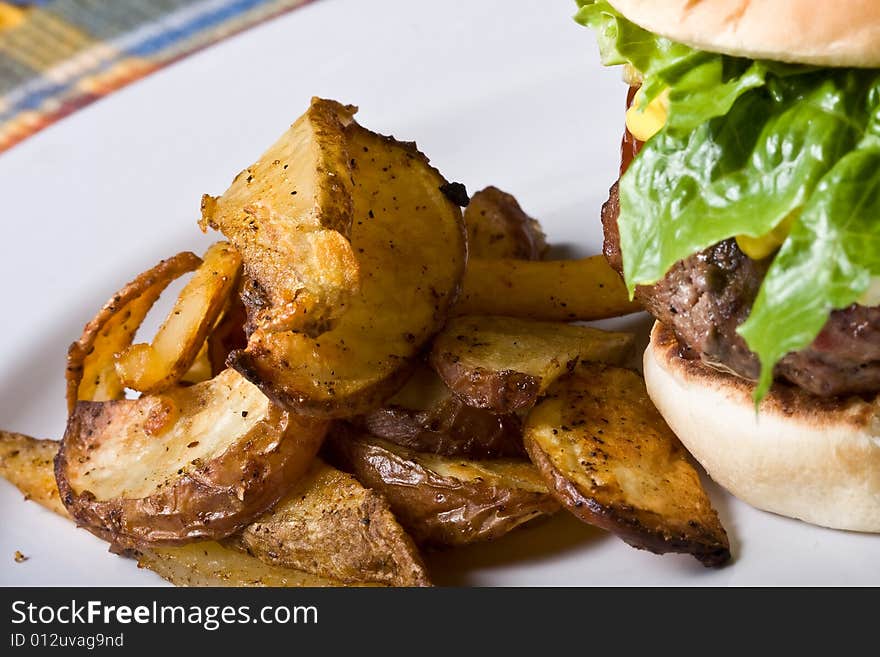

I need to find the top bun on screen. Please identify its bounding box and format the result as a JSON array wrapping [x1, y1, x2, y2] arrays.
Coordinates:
[[608, 0, 880, 67]]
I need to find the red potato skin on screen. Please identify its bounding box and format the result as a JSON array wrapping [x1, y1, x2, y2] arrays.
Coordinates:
[[55, 400, 327, 551], [429, 354, 573, 413], [326, 430, 559, 546], [465, 186, 548, 261], [357, 396, 526, 459]]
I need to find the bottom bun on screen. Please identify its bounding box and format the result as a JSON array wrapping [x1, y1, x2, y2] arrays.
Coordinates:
[[644, 322, 880, 533]]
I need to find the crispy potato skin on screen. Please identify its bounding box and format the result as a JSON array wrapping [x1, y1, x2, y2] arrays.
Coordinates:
[[229, 459, 430, 586], [431, 361, 540, 414], [200, 98, 360, 336], [456, 256, 641, 321], [429, 316, 634, 413], [327, 428, 558, 546], [55, 372, 327, 549], [359, 399, 525, 459], [66, 252, 201, 412], [0, 432, 381, 587], [523, 365, 730, 567], [233, 125, 466, 418], [465, 186, 547, 260], [355, 365, 525, 458]]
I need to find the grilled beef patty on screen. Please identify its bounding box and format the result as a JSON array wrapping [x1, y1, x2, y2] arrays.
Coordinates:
[[602, 182, 880, 396]]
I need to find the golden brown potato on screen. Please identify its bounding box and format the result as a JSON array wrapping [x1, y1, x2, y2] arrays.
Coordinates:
[[229, 458, 430, 586], [465, 186, 547, 260], [116, 242, 241, 394], [66, 252, 201, 412], [0, 431, 65, 516], [180, 341, 212, 385], [138, 543, 357, 588], [233, 121, 466, 418], [357, 366, 525, 458], [456, 255, 641, 321], [200, 98, 360, 337], [523, 364, 730, 566], [326, 427, 559, 546], [429, 316, 634, 413], [0, 432, 380, 587], [56, 368, 328, 549]]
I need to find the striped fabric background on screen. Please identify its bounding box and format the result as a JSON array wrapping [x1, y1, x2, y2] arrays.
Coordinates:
[[0, 0, 312, 152]]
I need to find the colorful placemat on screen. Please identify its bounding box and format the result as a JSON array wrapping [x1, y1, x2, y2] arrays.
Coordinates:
[[0, 0, 313, 152]]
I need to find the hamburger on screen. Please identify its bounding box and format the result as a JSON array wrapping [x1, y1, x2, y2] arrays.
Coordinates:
[[577, 0, 880, 532]]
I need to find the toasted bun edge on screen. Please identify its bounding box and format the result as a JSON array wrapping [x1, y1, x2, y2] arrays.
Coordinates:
[[644, 321, 880, 532], [608, 0, 880, 67]]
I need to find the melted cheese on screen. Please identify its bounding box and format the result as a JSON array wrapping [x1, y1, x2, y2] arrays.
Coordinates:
[[625, 88, 669, 142], [736, 212, 797, 261]]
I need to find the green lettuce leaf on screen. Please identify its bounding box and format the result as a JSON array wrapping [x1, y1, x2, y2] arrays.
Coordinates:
[[620, 71, 871, 297], [574, 0, 770, 133], [576, 0, 880, 401], [739, 134, 880, 398]]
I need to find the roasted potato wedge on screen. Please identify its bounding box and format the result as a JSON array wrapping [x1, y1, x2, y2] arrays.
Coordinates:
[[456, 255, 641, 321], [429, 316, 634, 413], [116, 242, 241, 394], [0, 431, 66, 516], [358, 366, 525, 458], [234, 121, 466, 417], [326, 427, 559, 546], [523, 364, 730, 566], [138, 543, 357, 587], [200, 98, 359, 337], [56, 368, 328, 549], [229, 458, 430, 586], [465, 186, 547, 260], [0, 432, 380, 587], [66, 251, 201, 412]]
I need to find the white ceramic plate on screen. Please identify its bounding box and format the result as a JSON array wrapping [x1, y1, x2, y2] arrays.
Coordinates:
[[1, 0, 876, 586]]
